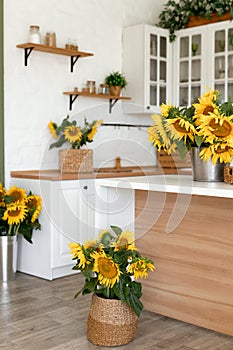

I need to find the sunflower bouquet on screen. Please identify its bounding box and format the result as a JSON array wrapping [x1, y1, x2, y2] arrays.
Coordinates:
[[48, 115, 102, 150], [0, 182, 42, 243], [69, 226, 154, 317], [147, 88, 233, 164]]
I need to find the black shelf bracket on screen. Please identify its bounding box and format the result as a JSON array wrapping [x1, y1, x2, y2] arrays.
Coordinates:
[[69, 94, 79, 110], [109, 98, 119, 114], [70, 55, 80, 73], [67, 95, 122, 113], [23, 47, 34, 66]]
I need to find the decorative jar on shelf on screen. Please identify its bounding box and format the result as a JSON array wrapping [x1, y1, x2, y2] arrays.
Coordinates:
[[28, 25, 41, 44], [45, 31, 56, 47]]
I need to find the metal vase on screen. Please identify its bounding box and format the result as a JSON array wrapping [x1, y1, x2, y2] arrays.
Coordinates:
[[191, 147, 227, 182], [0, 235, 18, 282]]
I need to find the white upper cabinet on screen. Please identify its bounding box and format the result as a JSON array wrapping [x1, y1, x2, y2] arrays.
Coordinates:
[[123, 21, 233, 111], [211, 21, 233, 102], [173, 21, 233, 105], [122, 24, 172, 113], [172, 26, 204, 106]]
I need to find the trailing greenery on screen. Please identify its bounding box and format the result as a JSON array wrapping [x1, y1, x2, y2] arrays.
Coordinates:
[[105, 71, 127, 88], [157, 0, 233, 42]]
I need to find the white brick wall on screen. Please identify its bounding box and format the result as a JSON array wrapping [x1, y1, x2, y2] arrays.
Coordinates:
[[4, 0, 166, 185]]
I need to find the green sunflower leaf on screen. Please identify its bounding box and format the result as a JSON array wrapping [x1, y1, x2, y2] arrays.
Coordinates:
[[110, 225, 122, 236]]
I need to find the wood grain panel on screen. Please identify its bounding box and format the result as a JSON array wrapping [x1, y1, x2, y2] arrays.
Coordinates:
[[135, 190, 233, 336]]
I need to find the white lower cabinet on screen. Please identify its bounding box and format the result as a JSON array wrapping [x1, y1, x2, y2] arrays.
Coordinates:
[[10, 178, 95, 280]]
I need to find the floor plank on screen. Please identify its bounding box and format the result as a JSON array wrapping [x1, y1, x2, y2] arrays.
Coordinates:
[[1, 272, 233, 350]]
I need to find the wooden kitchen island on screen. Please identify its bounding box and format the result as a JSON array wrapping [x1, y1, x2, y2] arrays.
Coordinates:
[[95, 174, 233, 336]]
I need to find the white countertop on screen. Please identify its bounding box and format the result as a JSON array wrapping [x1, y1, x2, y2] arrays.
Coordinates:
[[96, 174, 233, 198]]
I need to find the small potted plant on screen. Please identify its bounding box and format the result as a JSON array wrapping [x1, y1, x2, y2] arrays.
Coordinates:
[[69, 225, 154, 346], [157, 0, 233, 42], [48, 115, 102, 174], [105, 71, 127, 96]]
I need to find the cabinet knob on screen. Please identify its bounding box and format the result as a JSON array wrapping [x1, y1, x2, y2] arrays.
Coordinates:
[[147, 106, 150, 109], [83, 185, 88, 190]]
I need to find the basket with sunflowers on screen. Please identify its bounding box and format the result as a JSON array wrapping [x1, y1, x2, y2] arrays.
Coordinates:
[[48, 115, 102, 174], [69, 225, 154, 318], [0, 182, 42, 243], [147, 88, 233, 165]]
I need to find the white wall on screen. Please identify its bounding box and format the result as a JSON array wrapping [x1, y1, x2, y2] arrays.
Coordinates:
[[4, 0, 166, 185]]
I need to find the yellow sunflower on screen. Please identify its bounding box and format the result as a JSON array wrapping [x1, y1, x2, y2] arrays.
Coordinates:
[[64, 125, 82, 143], [199, 143, 233, 164], [83, 239, 98, 250], [199, 88, 217, 103], [193, 89, 219, 124], [3, 202, 28, 225], [147, 114, 177, 153], [25, 195, 42, 223], [127, 257, 155, 280], [197, 113, 233, 146], [98, 229, 114, 247], [92, 250, 121, 288], [112, 231, 136, 251], [48, 121, 58, 139], [87, 120, 103, 141], [0, 183, 6, 207], [7, 186, 27, 204], [147, 125, 166, 151], [165, 117, 196, 143], [160, 102, 174, 117], [68, 242, 87, 268]]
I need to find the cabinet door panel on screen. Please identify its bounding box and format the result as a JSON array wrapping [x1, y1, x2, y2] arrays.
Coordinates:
[[51, 180, 95, 268], [211, 22, 233, 101], [174, 29, 204, 106], [122, 24, 171, 113]]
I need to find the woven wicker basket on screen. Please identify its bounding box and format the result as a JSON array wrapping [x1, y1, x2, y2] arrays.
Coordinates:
[[158, 150, 191, 169], [224, 166, 233, 184], [87, 294, 138, 346], [59, 149, 93, 174]]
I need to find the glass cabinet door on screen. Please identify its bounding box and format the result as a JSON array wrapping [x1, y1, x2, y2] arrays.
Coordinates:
[[149, 33, 168, 107], [214, 27, 233, 101], [178, 34, 201, 106]]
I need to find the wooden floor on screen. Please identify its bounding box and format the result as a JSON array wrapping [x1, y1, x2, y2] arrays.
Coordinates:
[[1, 273, 233, 350]]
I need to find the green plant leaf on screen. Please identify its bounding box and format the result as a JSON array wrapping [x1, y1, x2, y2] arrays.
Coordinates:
[[176, 142, 188, 159], [127, 293, 143, 318], [194, 135, 204, 148], [49, 134, 66, 149], [131, 281, 142, 299], [110, 225, 122, 236]]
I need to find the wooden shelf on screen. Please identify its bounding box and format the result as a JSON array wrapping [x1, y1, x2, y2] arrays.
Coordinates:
[[16, 43, 94, 72], [63, 91, 131, 113]]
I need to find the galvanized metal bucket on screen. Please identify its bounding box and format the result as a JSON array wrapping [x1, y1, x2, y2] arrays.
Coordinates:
[[191, 147, 227, 182], [0, 235, 18, 282]]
